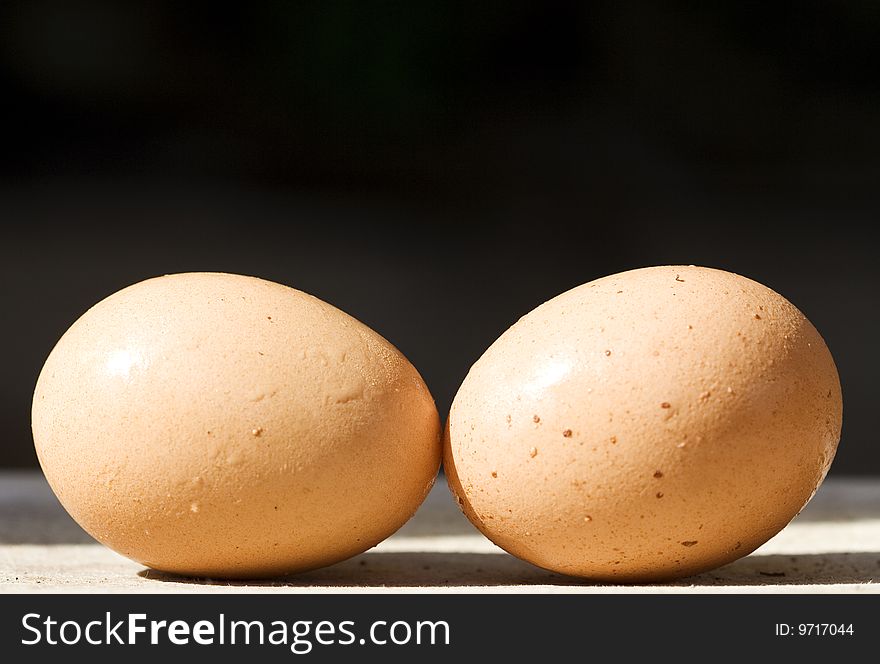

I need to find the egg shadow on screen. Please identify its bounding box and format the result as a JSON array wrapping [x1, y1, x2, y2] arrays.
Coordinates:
[[137, 551, 584, 588], [0, 473, 95, 544], [788, 479, 880, 523], [670, 551, 880, 587], [137, 550, 880, 589]]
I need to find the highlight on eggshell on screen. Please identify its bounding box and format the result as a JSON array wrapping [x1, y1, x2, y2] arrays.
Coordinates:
[[444, 265, 842, 582], [32, 272, 442, 578]]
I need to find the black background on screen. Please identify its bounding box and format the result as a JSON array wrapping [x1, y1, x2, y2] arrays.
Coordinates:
[[0, 594, 872, 660], [2, 1, 877, 472]]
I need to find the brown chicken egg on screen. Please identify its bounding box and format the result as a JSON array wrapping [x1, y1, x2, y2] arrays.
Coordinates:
[[444, 265, 842, 581], [33, 272, 441, 578]]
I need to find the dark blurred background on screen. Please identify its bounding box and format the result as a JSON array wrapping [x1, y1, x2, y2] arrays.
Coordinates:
[[2, 2, 877, 472]]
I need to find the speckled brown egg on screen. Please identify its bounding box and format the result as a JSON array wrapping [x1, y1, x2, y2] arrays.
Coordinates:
[[33, 272, 440, 578], [444, 265, 842, 581]]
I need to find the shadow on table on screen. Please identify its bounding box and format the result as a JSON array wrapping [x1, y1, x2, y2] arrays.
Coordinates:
[[675, 551, 880, 586], [138, 550, 880, 588], [0, 514, 94, 544], [139, 552, 574, 588], [790, 480, 880, 523], [0, 476, 94, 544]]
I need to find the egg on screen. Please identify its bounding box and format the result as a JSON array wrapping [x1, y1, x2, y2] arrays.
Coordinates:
[[444, 265, 842, 581], [33, 272, 441, 578]]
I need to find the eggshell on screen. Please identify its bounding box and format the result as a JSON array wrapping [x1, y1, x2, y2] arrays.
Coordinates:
[[444, 265, 842, 581], [33, 273, 441, 578]]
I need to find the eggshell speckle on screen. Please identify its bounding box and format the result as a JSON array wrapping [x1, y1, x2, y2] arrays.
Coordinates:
[[33, 273, 441, 578], [444, 266, 842, 581]]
